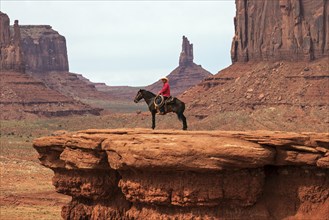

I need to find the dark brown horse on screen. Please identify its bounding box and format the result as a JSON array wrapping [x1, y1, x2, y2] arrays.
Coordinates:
[[134, 89, 187, 130]]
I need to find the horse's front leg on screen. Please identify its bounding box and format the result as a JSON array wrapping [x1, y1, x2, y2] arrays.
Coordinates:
[[151, 110, 156, 129]]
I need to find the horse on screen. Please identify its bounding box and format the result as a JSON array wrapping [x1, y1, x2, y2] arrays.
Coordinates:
[[134, 89, 187, 130]]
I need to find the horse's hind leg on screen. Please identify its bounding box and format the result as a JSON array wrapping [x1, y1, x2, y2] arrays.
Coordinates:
[[177, 112, 187, 130], [182, 113, 187, 130]]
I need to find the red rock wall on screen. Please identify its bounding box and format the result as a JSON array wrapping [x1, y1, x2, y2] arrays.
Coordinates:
[[19, 25, 69, 72], [33, 129, 329, 219], [231, 0, 329, 62]]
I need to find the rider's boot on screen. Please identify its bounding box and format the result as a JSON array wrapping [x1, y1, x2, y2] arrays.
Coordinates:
[[159, 106, 166, 115]]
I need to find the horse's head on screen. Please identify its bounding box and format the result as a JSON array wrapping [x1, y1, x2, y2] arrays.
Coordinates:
[[134, 89, 143, 103]]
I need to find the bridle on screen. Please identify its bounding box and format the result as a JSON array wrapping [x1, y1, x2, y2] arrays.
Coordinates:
[[134, 91, 143, 103]]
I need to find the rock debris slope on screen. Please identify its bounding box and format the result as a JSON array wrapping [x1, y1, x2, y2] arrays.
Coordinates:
[[34, 129, 329, 219]]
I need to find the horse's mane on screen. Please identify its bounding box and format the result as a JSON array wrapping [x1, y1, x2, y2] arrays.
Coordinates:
[[140, 89, 156, 97]]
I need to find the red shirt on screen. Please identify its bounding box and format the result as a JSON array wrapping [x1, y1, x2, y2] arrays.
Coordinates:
[[159, 82, 170, 97]]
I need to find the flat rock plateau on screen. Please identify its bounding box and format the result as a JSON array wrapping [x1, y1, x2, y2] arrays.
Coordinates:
[[33, 128, 329, 219]]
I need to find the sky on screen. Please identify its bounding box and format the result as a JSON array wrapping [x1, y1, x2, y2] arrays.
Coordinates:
[[1, 0, 236, 86]]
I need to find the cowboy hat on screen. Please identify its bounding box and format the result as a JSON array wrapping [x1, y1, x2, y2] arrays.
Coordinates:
[[160, 77, 169, 82]]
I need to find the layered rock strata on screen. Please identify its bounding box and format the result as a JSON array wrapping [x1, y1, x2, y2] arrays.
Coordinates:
[[231, 0, 329, 62], [33, 129, 329, 219], [0, 71, 102, 120], [146, 36, 212, 96]]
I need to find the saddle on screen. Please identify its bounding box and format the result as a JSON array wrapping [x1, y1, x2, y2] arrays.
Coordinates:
[[165, 96, 175, 104]]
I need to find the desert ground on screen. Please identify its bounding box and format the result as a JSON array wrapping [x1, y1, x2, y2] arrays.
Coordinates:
[[1, 108, 327, 219]]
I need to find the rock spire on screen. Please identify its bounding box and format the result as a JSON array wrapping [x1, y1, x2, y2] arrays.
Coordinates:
[[0, 13, 25, 72], [146, 36, 212, 96], [179, 35, 194, 66]]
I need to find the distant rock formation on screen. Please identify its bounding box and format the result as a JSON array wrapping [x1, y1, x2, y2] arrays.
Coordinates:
[[146, 36, 212, 96], [0, 12, 101, 119], [16, 24, 116, 104], [231, 0, 329, 62], [0, 12, 25, 72], [33, 128, 329, 219], [19, 25, 69, 72]]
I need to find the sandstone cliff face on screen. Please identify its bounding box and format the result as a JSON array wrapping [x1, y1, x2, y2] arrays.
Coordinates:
[[33, 129, 329, 219], [231, 0, 329, 62], [146, 36, 212, 97], [19, 25, 69, 72], [0, 12, 25, 72]]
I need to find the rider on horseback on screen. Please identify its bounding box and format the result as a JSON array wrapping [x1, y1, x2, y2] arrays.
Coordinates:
[[158, 77, 170, 114]]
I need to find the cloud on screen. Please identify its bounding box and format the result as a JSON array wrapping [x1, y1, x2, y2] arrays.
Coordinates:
[[1, 0, 236, 86]]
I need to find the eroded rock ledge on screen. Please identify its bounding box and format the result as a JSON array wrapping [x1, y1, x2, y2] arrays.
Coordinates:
[[33, 129, 329, 219]]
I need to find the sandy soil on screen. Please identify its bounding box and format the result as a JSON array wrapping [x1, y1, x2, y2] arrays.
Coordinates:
[[0, 127, 70, 220]]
